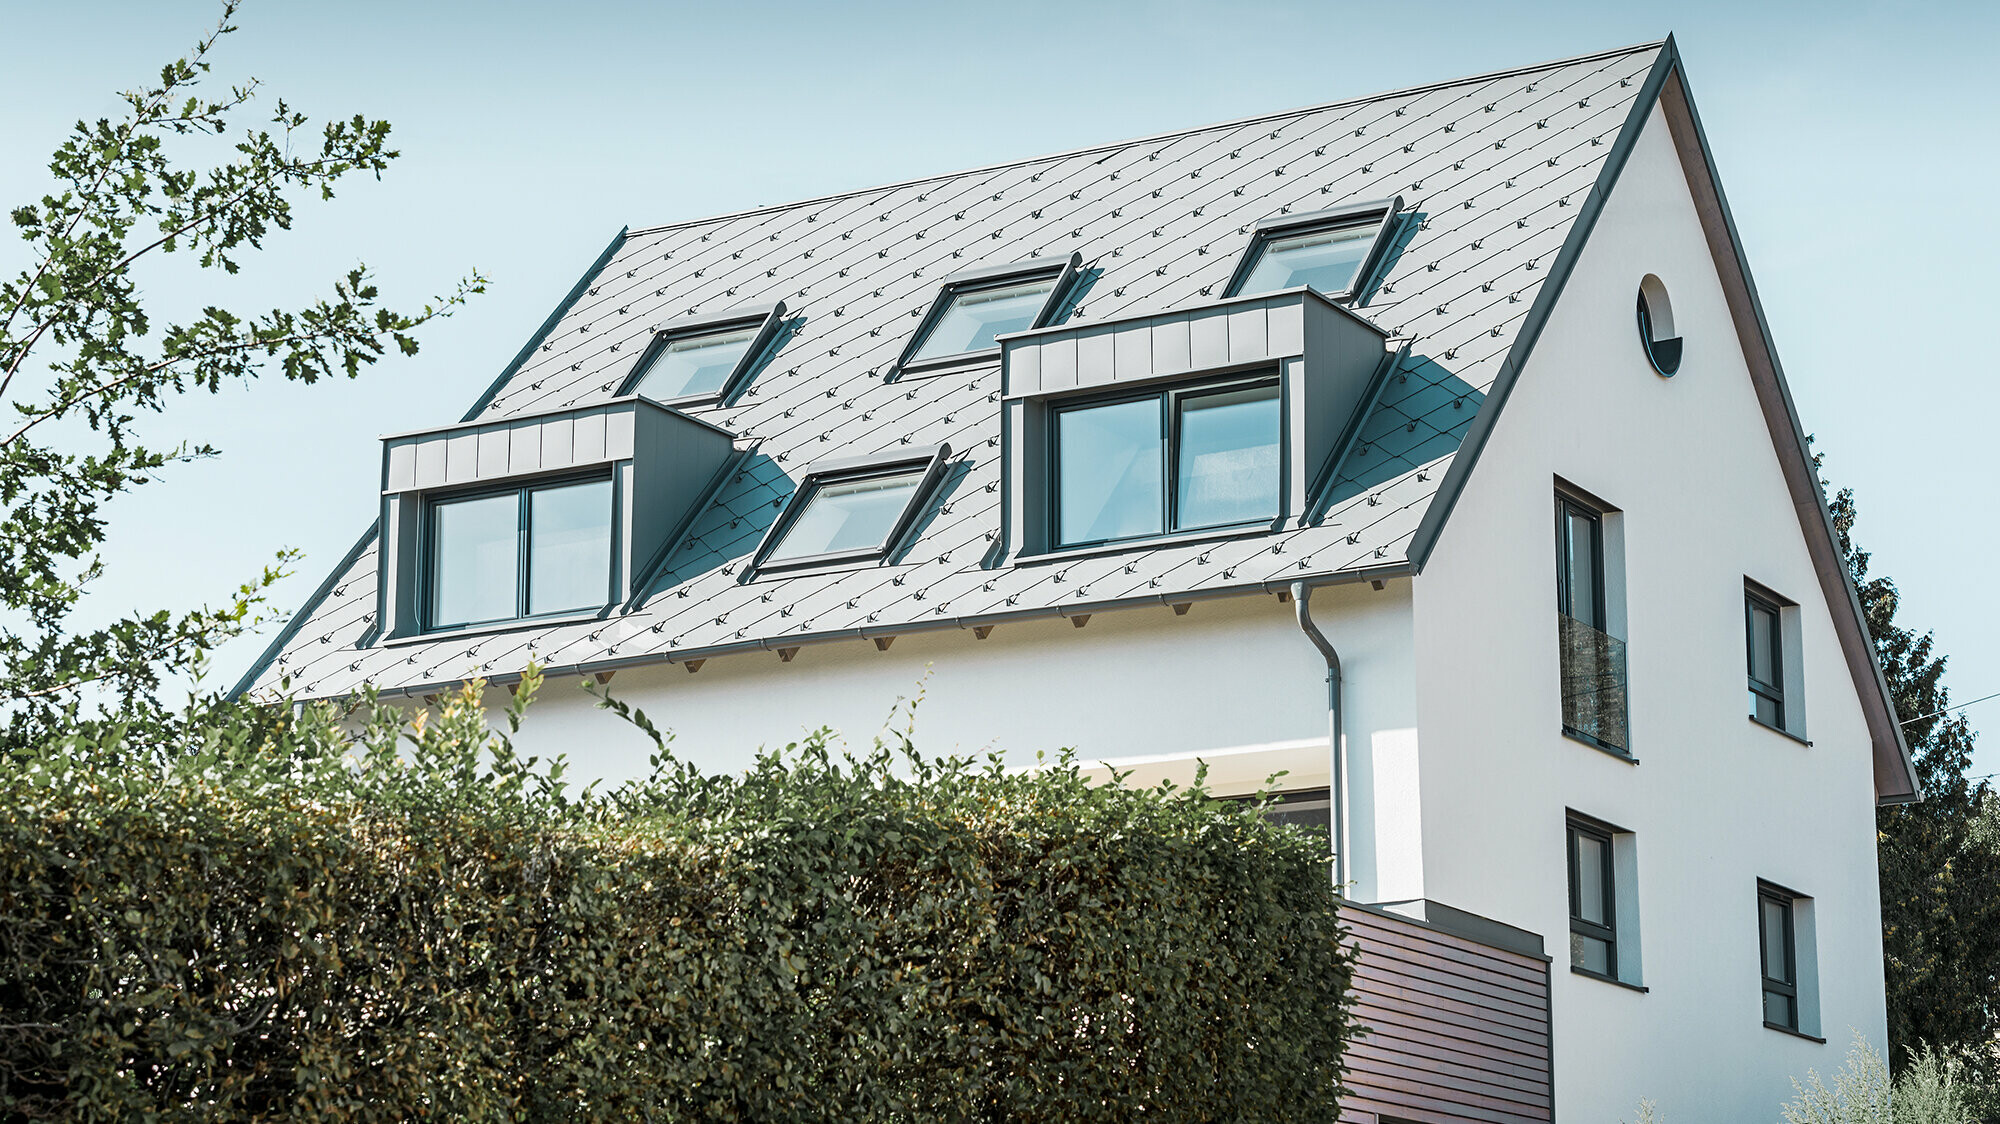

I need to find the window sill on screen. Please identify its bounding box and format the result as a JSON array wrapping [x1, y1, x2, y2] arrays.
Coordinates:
[[1765, 1022, 1826, 1044], [1013, 521, 1281, 566], [1563, 728, 1638, 765], [1750, 715, 1813, 747], [381, 608, 609, 647], [1570, 967, 1648, 993]]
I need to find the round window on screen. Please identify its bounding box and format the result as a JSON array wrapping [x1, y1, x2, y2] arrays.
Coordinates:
[[1636, 274, 1681, 376]]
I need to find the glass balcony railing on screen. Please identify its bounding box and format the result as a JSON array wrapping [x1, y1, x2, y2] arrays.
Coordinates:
[[1559, 613, 1629, 753]]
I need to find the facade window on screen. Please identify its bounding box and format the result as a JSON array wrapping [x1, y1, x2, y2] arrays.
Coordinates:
[[1567, 817, 1619, 979], [1053, 377, 1280, 549], [1636, 274, 1682, 376], [426, 475, 613, 630], [1225, 199, 1401, 302], [1251, 788, 1332, 835], [901, 255, 1077, 371], [1759, 885, 1800, 1031], [1556, 492, 1628, 753], [1747, 589, 1786, 729], [753, 447, 949, 574], [1556, 496, 1605, 629]]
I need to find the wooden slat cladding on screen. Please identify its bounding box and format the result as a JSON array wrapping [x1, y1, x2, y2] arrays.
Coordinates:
[[1338, 904, 1553, 1124]]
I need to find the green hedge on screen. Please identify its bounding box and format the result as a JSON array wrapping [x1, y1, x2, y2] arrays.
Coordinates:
[[0, 675, 1357, 1122]]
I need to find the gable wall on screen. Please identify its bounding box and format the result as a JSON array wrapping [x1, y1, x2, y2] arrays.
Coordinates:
[[1410, 102, 1885, 1119]]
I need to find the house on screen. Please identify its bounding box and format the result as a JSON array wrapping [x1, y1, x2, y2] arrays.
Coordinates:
[[236, 37, 1919, 1121]]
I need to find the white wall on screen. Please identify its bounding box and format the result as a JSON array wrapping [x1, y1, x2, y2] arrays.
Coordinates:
[[504, 587, 1412, 815], [1412, 103, 1887, 1119]]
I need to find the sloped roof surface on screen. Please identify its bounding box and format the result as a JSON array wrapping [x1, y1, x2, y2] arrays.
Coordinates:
[[249, 42, 1664, 698]]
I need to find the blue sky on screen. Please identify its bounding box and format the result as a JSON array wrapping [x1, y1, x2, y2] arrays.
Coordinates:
[[4, 0, 1997, 771]]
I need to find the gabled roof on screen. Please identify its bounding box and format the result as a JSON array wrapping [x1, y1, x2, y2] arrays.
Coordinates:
[[239, 42, 1670, 699]]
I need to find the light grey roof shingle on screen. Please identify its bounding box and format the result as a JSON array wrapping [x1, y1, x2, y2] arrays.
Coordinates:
[[248, 42, 1665, 698]]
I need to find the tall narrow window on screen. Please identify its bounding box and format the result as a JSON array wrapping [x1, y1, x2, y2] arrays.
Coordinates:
[[1556, 493, 1627, 752], [1567, 818, 1618, 979], [1747, 590, 1786, 729], [1052, 377, 1280, 549], [1556, 496, 1605, 629], [426, 475, 612, 631], [1759, 886, 1799, 1031]]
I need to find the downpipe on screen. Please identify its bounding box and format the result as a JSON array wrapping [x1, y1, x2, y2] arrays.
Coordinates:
[[1290, 580, 1347, 895]]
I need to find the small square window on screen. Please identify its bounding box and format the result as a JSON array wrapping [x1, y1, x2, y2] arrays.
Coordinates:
[[1225, 200, 1400, 302], [426, 475, 613, 631], [1052, 377, 1280, 550], [1759, 885, 1800, 1031], [753, 447, 949, 574]]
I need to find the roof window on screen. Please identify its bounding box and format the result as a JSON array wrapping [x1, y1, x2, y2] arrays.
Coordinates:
[[751, 445, 951, 574], [898, 254, 1079, 374], [1226, 198, 1402, 303], [622, 301, 785, 406]]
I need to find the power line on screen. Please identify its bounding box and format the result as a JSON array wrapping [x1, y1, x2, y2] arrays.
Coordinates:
[[1901, 690, 2000, 728]]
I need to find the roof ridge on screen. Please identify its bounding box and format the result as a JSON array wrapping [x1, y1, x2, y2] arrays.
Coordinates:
[[625, 38, 1667, 239]]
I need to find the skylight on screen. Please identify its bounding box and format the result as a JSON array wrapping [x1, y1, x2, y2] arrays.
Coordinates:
[[1226, 199, 1401, 303], [909, 278, 1057, 364], [620, 301, 786, 406], [753, 446, 951, 573], [766, 469, 926, 564], [897, 254, 1079, 373], [632, 327, 757, 401]]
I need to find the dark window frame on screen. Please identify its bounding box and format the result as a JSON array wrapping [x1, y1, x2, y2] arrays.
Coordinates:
[[1048, 372, 1285, 551], [1566, 815, 1619, 981], [617, 301, 787, 408], [1555, 493, 1607, 629], [1636, 288, 1683, 376], [419, 469, 616, 633], [1758, 882, 1800, 1032], [1222, 197, 1404, 303], [1747, 588, 1788, 731], [747, 444, 952, 577], [894, 254, 1080, 377]]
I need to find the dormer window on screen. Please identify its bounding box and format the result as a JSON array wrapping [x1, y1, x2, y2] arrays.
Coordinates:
[[1225, 197, 1402, 302], [427, 475, 612, 629], [1054, 377, 1281, 548], [376, 397, 736, 640], [751, 445, 951, 574], [621, 302, 785, 406], [898, 254, 1079, 374]]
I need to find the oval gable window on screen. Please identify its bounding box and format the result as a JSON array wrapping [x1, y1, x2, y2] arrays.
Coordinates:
[[1636, 274, 1682, 377]]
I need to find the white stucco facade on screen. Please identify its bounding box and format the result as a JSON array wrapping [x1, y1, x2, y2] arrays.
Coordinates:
[[482, 101, 1889, 1120], [1410, 103, 1887, 1118]]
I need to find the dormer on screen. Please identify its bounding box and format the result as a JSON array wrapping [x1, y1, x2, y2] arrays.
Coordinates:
[[998, 288, 1392, 559], [374, 397, 735, 641]]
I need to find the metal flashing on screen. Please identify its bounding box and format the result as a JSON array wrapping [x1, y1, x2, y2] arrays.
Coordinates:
[[461, 227, 628, 423]]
